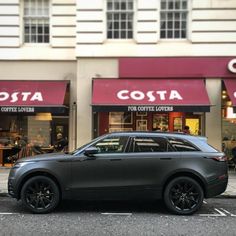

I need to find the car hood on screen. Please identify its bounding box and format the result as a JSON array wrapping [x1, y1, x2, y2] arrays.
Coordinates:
[[17, 152, 73, 162]]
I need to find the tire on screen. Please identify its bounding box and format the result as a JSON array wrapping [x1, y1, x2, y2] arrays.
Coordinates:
[[164, 176, 204, 215], [21, 176, 60, 214]]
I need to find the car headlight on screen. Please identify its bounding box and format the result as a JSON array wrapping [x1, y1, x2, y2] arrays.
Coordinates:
[[13, 161, 36, 169]]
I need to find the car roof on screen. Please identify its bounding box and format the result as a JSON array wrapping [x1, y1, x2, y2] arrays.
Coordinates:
[[108, 131, 206, 140]]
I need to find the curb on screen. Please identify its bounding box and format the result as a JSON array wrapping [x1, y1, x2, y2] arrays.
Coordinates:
[[215, 194, 236, 199]]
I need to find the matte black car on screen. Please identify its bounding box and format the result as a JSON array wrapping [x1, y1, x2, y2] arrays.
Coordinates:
[[8, 132, 228, 215]]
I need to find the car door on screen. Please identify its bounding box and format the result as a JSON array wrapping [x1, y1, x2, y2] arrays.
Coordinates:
[[69, 135, 132, 199], [120, 135, 180, 198]]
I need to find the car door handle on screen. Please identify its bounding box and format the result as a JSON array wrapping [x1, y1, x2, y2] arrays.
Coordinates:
[[110, 159, 122, 161], [160, 158, 172, 160]]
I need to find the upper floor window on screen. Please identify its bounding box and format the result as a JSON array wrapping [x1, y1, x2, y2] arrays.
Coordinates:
[[160, 0, 188, 39], [24, 0, 50, 43], [107, 0, 134, 39]]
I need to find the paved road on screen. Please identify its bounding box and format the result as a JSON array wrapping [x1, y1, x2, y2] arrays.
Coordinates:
[[0, 197, 236, 236]]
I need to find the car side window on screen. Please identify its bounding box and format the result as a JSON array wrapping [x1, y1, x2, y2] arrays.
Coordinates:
[[168, 137, 200, 151], [93, 136, 128, 153], [130, 137, 168, 153]]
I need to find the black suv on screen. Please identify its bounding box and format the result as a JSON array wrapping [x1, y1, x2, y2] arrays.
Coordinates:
[[8, 132, 228, 215]]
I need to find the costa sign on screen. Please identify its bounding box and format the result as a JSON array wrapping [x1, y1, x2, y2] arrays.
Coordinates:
[[228, 59, 236, 73], [0, 81, 67, 106], [0, 92, 43, 103], [117, 90, 183, 102]]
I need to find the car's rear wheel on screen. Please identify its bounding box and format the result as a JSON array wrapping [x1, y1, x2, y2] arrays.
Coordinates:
[[21, 176, 60, 214], [164, 176, 204, 215]]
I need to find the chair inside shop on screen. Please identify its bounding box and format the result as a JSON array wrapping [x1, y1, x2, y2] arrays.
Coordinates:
[[6, 147, 21, 164]]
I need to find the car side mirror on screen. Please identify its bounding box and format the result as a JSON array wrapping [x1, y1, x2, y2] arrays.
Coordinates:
[[84, 147, 98, 157]]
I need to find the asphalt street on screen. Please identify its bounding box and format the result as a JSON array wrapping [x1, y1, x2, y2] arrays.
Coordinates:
[[0, 197, 236, 236]]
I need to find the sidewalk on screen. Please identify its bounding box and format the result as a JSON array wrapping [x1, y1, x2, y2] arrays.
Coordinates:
[[0, 167, 236, 197]]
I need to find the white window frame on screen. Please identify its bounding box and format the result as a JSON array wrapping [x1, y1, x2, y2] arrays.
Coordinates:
[[23, 0, 50, 44], [106, 0, 134, 40], [159, 0, 190, 40]]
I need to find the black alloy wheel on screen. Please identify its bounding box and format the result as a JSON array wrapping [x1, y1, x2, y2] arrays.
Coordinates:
[[164, 176, 204, 215], [21, 176, 60, 214]]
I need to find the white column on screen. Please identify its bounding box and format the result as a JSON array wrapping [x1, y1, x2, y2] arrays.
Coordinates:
[[205, 79, 222, 151], [76, 58, 118, 148]]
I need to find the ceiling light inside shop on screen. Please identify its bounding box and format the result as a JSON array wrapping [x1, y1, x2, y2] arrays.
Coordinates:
[[35, 113, 52, 121]]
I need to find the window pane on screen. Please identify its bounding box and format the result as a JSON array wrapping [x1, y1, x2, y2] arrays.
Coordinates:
[[38, 35, 43, 43], [94, 136, 128, 154], [44, 34, 49, 43], [121, 21, 126, 29], [168, 21, 173, 29], [45, 25, 49, 34], [168, 138, 199, 152], [128, 31, 132, 38], [182, 1, 188, 9], [168, 1, 174, 9], [132, 137, 167, 153], [168, 13, 173, 20], [114, 22, 119, 29], [107, 31, 112, 38], [174, 21, 180, 28], [160, 21, 166, 30], [107, 1, 113, 10], [121, 13, 126, 20], [174, 30, 180, 38], [127, 21, 132, 29], [128, 1, 133, 10], [114, 2, 120, 10], [167, 30, 173, 38], [114, 31, 119, 38], [121, 1, 126, 10], [175, 1, 180, 9], [24, 34, 30, 42], [161, 30, 166, 38], [161, 1, 166, 9], [121, 31, 126, 38]]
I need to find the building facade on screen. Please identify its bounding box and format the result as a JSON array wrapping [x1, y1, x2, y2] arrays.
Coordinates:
[[0, 0, 236, 166], [0, 0, 77, 165], [75, 0, 236, 156]]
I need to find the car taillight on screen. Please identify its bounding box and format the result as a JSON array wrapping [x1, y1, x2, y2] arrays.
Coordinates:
[[212, 155, 227, 162]]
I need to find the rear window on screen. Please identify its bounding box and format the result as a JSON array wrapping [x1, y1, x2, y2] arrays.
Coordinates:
[[168, 137, 200, 152]]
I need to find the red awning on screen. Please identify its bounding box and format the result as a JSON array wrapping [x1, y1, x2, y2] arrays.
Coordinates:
[[0, 81, 67, 106], [92, 79, 211, 112], [224, 79, 236, 108]]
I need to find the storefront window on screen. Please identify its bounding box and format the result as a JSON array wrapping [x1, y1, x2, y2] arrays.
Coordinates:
[[0, 114, 69, 165], [94, 111, 203, 137], [222, 82, 236, 166]]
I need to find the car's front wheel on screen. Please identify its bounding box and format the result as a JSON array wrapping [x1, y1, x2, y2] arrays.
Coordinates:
[[164, 176, 204, 215], [21, 176, 60, 214]]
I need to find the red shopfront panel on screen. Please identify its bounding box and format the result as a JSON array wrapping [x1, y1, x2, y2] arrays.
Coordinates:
[[119, 57, 236, 78]]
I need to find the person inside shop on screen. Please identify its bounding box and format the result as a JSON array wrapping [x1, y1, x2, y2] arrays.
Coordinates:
[[14, 136, 27, 148], [183, 125, 190, 134], [54, 133, 68, 152], [231, 146, 236, 166]]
